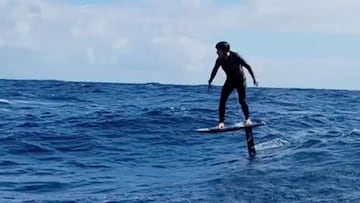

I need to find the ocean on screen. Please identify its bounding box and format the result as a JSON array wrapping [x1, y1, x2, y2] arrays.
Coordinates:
[[0, 79, 359, 203]]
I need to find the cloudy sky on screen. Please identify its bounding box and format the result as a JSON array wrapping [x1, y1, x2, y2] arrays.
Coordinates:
[[0, 0, 359, 90]]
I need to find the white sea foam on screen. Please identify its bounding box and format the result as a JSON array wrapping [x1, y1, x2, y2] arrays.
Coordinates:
[[255, 138, 290, 151], [0, 99, 10, 104]]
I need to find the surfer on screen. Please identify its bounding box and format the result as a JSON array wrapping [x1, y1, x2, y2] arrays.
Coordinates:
[[208, 41, 258, 129]]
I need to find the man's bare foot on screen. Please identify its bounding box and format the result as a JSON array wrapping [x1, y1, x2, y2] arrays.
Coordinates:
[[245, 119, 252, 126], [217, 122, 225, 129]]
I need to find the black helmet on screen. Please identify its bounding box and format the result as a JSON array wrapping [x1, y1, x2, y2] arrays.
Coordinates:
[[215, 41, 230, 52]]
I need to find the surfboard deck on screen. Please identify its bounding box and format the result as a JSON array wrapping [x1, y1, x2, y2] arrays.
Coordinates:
[[195, 121, 265, 133]]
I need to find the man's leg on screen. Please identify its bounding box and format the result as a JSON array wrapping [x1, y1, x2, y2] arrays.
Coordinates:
[[236, 81, 250, 122], [219, 80, 234, 125]]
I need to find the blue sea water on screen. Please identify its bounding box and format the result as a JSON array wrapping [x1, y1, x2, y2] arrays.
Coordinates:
[[0, 79, 359, 203]]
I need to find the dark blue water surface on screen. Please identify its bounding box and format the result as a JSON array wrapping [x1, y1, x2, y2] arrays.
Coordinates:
[[0, 79, 359, 202]]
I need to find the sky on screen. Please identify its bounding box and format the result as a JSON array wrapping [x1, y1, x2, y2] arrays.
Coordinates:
[[0, 0, 360, 90]]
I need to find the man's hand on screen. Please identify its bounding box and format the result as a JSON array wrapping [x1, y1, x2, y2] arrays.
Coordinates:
[[208, 81, 213, 91], [254, 80, 259, 87]]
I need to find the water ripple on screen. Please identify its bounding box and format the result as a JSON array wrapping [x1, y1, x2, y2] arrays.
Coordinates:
[[0, 80, 359, 202]]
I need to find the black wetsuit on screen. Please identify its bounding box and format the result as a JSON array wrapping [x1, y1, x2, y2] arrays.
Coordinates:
[[208, 51, 255, 123]]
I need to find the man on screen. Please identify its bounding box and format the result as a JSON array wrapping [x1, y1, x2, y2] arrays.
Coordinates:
[[208, 41, 258, 129]]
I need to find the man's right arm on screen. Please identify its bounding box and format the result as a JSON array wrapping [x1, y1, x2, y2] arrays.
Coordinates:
[[208, 58, 221, 84]]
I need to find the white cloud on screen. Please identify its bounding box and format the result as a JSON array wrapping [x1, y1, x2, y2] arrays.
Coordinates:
[[0, 0, 359, 89], [252, 56, 360, 90], [85, 47, 95, 65], [220, 0, 360, 35]]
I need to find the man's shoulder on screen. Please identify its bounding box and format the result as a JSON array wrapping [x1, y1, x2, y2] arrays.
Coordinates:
[[230, 51, 246, 64], [230, 51, 241, 58]]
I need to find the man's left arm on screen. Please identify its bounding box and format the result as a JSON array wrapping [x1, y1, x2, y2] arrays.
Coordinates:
[[238, 56, 258, 87]]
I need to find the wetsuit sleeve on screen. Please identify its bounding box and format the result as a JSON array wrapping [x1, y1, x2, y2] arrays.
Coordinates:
[[208, 58, 221, 84], [237, 55, 256, 82]]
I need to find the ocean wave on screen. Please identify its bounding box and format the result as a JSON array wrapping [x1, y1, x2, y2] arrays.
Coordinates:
[[0, 79, 359, 202]]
